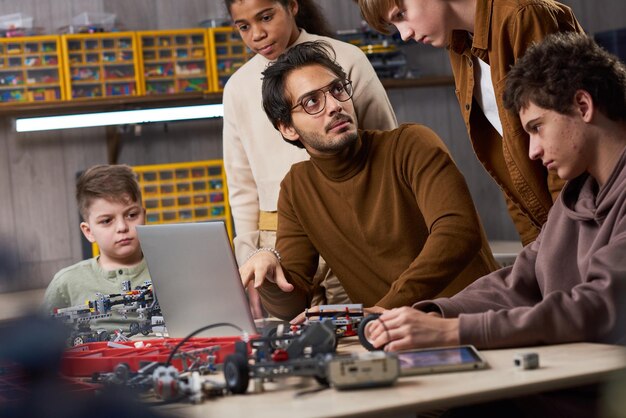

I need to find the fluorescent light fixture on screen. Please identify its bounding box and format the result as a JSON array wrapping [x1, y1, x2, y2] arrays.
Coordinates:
[[15, 104, 224, 132]]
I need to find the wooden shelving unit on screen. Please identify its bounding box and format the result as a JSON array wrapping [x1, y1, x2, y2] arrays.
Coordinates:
[[0, 75, 453, 116], [3, 75, 454, 165], [0, 27, 453, 109]]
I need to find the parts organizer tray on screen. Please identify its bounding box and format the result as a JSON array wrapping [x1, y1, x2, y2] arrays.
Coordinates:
[[0, 35, 65, 103], [138, 29, 213, 95], [136, 160, 232, 237], [61, 32, 141, 99], [61, 337, 244, 377], [208, 27, 252, 91]]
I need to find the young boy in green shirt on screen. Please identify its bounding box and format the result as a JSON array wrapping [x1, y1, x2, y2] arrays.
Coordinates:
[[44, 164, 150, 332]]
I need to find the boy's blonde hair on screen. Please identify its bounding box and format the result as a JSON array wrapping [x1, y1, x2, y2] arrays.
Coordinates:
[[358, 0, 403, 34], [76, 164, 142, 221]]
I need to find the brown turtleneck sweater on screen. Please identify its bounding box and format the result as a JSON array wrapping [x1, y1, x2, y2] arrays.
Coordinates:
[[258, 124, 499, 320]]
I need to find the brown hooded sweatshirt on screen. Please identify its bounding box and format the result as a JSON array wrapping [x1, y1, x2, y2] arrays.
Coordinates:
[[417, 147, 626, 348]]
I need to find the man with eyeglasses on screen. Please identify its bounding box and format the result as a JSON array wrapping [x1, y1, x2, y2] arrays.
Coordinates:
[[240, 41, 498, 322]]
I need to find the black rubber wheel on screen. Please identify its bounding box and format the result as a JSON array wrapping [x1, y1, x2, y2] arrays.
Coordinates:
[[314, 374, 329, 387], [263, 325, 281, 349], [358, 314, 381, 351], [129, 322, 140, 335], [223, 353, 250, 394], [98, 330, 110, 342], [140, 322, 151, 336], [113, 363, 131, 384], [263, 323, 293, 350], [262, 324, 279, 339]]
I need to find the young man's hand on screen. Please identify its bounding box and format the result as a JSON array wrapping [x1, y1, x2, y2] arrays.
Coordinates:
[[239, 250, 293, 292], [364, 306, 460, 351]]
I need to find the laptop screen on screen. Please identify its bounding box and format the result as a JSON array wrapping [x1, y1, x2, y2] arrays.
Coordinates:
[[136, 222, 257, 338]]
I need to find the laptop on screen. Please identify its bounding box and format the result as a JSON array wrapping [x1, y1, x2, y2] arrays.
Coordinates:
[[136, 222, 257, 338]]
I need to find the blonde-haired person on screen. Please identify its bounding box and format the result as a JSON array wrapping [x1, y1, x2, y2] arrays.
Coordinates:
[[358, 0, 584, 246]]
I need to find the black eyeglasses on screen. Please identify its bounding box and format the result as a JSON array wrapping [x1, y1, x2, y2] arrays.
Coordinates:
[[291, 80, 353, 115]]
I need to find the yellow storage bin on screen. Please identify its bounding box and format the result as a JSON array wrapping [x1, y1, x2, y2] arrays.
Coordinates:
[[0, 35, 65, 103], [207, 27, 252, 92], [62, 32, 142, 99], [138, 29, 213, 95]]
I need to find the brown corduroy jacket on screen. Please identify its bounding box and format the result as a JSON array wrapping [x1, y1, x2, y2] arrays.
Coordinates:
[[448, 0, 584, 245]]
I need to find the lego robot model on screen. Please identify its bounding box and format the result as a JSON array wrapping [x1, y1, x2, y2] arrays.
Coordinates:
[[111, 280, 162, 337], [53, 299, 113, 346], [52, 280, 162, 345], [223, 320, 399, 393], [304, 303, 364, 338], [223, 320, 337, 394], [266, 304, 377, 349], [94, 345, 223, 404]]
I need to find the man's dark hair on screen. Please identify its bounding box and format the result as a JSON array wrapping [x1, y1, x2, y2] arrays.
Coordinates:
[[261, 41, 348, 148], [503, 32, 626, 122]]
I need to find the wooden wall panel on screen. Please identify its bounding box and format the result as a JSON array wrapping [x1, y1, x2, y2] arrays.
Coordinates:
[[104, 0, 157, 31], [151, 0, 215, 30], [0, 0, 105, 34], [16, 259, 73, 289], [317, 0, 362, 32], [0, 118, 18, 290], [204, 0, 231, 22], [168, 118, 224, 161], [6, 130, 73, 264], [560, 0, 626, 33], [115, 118, 223, 167], [59, 128, 108, 263], [402, 44, 452, 77], [101, 0, 232, 33], [579, 1, 626, 33], [0, 119, 15, 240]]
